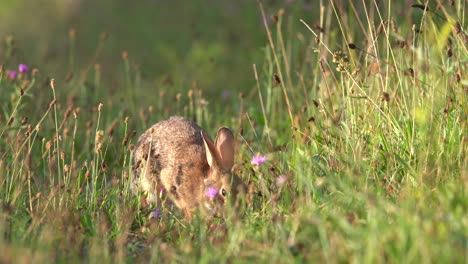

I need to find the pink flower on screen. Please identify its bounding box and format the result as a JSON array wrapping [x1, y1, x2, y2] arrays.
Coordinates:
[[205, 187, 218, 198], [251, 155, 267, 165], [276, 175, 288, 187], [18, 64, 29, 73], [8, 70, 17, 80]]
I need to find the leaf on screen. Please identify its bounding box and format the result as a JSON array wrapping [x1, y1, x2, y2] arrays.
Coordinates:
[[436, 21, 454, 52]]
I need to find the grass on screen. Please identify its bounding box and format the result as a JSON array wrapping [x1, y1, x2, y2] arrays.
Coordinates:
[[0, 0, 467, 263]]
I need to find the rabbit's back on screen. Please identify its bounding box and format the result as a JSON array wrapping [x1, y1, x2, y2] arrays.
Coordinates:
[[132, 116, 209, 209]]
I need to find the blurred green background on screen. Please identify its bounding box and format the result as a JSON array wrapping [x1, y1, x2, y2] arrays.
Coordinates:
[[0, 0, 302, 101]]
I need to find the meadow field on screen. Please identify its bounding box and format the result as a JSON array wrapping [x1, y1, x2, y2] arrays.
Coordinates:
[[0, 0, 466, 263]]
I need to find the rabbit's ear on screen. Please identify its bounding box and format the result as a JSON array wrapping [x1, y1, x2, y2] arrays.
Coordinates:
[[201, 130, 218, 169], [214, 127, 235, 169]]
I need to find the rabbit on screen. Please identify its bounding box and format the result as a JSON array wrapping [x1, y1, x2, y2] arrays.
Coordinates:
[[131, 116, 245, 217]]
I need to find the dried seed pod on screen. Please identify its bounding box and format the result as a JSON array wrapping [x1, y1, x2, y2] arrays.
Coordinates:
[[50, 78, 56, 90], [271, 15, 278, 24], [107, 120, 119, 136], [32, 68, 39, 77], [390, 18, 397, 33], [454, 22, 461, 34], [447, 47, 453, 58], [49, 99, 57, 110], [95, 143, 103, 154], [95, 130, 104, 145], [65, 72, 74, 83], [101, 32, 109, 42], [122, 51, 128, 61], [69, 28, 76, 38], [312, 100, 319, 108], [376, 21, 386, 36], [64, 106, 73, 119], [278, 8, 285, 17], [45, 141, 53, 151], [382, 92, 390, 102], [101, 162, 107, 173], [273, 73, 281, 86]]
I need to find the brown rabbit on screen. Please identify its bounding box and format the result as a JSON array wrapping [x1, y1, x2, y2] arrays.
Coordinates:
[[132, 116, 245, 217]]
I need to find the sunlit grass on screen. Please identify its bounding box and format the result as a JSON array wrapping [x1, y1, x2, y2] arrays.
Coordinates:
[[0, 1, 467, 263]]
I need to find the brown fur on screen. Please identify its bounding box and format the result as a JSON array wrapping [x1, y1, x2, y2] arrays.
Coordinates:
[[132, 116, 245, 217]]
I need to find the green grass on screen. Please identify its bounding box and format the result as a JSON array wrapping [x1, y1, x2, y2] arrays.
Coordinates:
[[0, 0, 467, 263]]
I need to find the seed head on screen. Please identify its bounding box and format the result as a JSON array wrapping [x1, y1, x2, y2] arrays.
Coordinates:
[[390, 19, 397, 33], [273, 73, 281, 86], [382, 92, 390, 102], [454, 22, 461, 34], [69, 28, 76, 39], [447, 47, 453, 58], [50, 78, 56, 90], [32, 68, 39, 77], [122, 51, 128, 61]]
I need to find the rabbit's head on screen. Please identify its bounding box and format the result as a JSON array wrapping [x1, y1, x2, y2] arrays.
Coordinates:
[[201, 127, 245, 215]]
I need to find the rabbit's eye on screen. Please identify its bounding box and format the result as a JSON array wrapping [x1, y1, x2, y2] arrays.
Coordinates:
[[221, 188, 227, 197]]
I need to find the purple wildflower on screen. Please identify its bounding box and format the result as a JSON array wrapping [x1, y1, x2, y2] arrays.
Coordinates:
[[251, 155, 267, 166], [8, 70, 17, 80], [205, 187, 218, 198], [149, 208, 162, 219], [18, 64, 29, 73], [276, 175, 288, 187], [222, 90, 232, 99]]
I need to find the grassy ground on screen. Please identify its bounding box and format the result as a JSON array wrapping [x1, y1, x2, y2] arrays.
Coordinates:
[[0, 1, 467, 263]]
